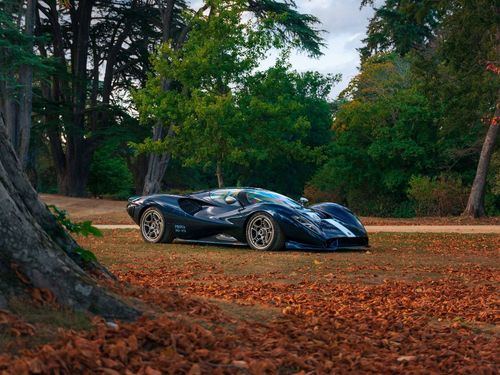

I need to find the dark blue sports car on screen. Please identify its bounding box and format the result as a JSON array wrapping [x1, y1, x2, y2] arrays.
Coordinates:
[[126, 187, 368, 251]]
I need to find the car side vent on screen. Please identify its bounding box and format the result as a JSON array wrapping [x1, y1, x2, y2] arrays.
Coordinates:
[[179, 198, 202, 215]]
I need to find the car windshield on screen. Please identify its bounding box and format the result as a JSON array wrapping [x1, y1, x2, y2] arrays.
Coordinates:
[[210, 188, 302, 209], [245, 189, 302, 209]]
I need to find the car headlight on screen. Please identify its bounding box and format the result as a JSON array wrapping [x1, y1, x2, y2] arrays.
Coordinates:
[[292, 215, 320, 233]]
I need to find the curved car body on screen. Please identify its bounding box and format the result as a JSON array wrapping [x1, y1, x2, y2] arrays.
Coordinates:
[[126, 187, 369, 250]]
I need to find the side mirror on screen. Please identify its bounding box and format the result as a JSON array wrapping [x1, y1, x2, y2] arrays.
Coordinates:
[[299, 197, 309, 206], [224, 195, 238, 205]]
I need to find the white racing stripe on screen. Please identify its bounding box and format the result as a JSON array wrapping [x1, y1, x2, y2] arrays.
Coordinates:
[[325, 219, 356, 237]]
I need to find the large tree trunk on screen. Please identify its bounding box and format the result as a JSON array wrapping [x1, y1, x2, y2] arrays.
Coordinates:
[[462, 101, 499, 218], [57, 149, 93, 196], [142, 0, 176, 195], [128, 153, 148, 195], [0, 0, 36, 168], [0, 118, 138, 320], [143, 124, 173, 195], [16, 0, 36, 169]]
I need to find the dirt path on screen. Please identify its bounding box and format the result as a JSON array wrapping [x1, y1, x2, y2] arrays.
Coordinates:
[[366, 225, 500, 233], [94, 224, 500, 233], [40, 194, 500, 227]]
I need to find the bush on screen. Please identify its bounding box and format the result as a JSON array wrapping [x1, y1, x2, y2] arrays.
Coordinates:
[[407, 175, 467, 216], [88, 149, 133, 199], [303, 184, 340, 204]]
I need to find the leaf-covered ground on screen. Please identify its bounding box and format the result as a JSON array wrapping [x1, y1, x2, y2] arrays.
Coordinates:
[[1, 231, 498, 374]]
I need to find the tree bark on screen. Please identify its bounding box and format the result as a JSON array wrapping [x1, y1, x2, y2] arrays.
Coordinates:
[[0, 0, 36, 168], [142, 0, 175, 195], [216, 160, 224, 188], [16, 0, 36, 169], [143, 124, 173, 195], [0, 117, 138, 320], [462, 101, 499, 217]]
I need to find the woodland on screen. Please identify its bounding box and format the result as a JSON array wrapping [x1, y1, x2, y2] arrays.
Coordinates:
[[0, 0, 498, 373], [0, 0, 498, 217]]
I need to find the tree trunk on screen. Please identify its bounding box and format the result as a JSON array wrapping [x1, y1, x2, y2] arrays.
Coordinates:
[[0, 0, 35, 168], [16, 0, 36, 169], [58, 152, 93, 197], [128, 153, 148, 195], [142, 123, 173, 195], [462, 100, 499, 218], [141, 1, 176, 195], [0, 117, 138, 320], [216, 160, 224, 188]]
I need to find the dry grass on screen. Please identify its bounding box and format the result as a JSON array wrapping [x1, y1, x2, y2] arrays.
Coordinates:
[[79, 230, 500, 286]]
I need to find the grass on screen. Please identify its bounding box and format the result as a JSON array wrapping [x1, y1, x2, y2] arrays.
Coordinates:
[[80, 230, 499, 285]]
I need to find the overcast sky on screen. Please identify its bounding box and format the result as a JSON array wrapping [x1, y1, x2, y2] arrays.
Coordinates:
[[262, 1, 377, 97], [191, 0, 377, 98]]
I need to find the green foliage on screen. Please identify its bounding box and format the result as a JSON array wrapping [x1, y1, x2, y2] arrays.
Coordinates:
[[88, 148, 134, 199], [134, 1, 335, 193], [485, 152, 500, 216], [312, 1, 499, 217], [407, 175, 468, 216], [47, 205, 102, 238], [248, 0, 325, 57], [235, 59, 337, 194], [360, 0, 444, 59], [0, 4, 49, 80], [311, 54, 439, 216], [73, 247, 98, 262], [47, 205, 100, 262]]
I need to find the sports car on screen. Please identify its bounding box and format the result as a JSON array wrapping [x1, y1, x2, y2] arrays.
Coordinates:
[[126, 187, 368, 251]]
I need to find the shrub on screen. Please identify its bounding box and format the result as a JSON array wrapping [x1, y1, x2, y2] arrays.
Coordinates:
[[303, 184, 340, 204], [407, 175, 467, 216], [88, 149, 133, 199], [485, 151, 500, 216]]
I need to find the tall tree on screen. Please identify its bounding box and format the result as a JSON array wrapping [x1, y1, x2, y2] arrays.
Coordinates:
[[35, 0, 165, 196], [136, 0, 270, 188], [0, 0, 39, 168], [140, 0, 325, 195], [361, 0, 499, 217]]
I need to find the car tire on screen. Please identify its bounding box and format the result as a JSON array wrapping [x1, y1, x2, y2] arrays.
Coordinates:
[[246, 212, 285, 251], [140, 207, 174, 244]]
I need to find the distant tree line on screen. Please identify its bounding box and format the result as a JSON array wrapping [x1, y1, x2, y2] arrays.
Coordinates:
[[312, 0, 499, 217], [0, 0, 498, 217]]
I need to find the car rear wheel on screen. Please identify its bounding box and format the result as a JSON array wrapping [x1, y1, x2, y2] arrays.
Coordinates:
[[140, 207, 174, 244], [246, 213, 285, 251]]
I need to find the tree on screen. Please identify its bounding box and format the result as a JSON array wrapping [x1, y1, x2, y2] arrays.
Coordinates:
[[136, 0, 270, 188], [0, 0, 40, 168], [140, 0, 325, 195], [35, 0, 165, 196], [311, 54, 440, 216], [236, 60, 336, 195], [0, 116, 137, 319], [361, 0, 499, 217], [135, 6, 334, 192]]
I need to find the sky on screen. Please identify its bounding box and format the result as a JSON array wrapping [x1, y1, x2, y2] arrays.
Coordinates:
[[189, 0, 377, 98], [260, 0, 377, 97]]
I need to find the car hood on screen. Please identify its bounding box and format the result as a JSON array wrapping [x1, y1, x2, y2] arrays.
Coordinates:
[[297, 208, 366, 238]]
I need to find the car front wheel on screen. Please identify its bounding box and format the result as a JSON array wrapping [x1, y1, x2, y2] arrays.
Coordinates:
[[140, 207, 174, 244], [246, 213, 285, 251]]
